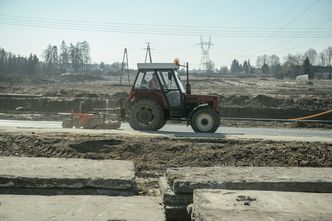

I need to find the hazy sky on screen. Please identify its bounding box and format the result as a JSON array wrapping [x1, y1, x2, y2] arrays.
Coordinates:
[[0, 0, 331, 68]]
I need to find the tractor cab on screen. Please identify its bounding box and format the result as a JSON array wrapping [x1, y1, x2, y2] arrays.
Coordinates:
[[130, 63, 185, 118], [127, 62, 221, 133]]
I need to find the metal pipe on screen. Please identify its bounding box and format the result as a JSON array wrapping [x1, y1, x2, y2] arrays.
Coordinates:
[[186, 62, 191, 94], [221, 117, 332, 124]]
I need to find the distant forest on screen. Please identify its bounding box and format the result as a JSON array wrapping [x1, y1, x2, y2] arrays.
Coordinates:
[[0, 41, 331, 79], [0, 40, 92, 75], [223, 47, 332, 79]]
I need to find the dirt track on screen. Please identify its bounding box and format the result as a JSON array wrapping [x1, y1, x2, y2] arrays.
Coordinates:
[[1, 132, 331, 194]]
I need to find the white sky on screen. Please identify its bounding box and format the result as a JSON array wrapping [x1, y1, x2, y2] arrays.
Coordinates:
[[0, 0, 331, 68]]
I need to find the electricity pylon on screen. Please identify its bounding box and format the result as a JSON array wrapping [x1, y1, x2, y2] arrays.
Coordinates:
[[144, 42, 153, 63], [120, 48, 130, 85], [197, 36, 214, 71]]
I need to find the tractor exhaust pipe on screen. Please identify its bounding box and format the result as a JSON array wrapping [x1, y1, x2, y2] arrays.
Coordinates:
[[186, 62, 191, 95]]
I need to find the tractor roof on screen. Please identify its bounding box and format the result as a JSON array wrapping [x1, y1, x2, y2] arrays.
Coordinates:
[[137, 63, 179, 70]]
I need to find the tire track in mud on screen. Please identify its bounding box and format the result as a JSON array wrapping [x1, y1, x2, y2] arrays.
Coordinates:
[[0, 135, 81, 158]]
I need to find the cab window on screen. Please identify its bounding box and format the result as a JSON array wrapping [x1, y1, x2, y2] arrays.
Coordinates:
[[160, 71, 178, 90], [134, 71, 161, 90]]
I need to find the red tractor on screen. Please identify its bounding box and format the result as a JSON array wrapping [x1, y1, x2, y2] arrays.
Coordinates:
[[126, 62, 220, 133]]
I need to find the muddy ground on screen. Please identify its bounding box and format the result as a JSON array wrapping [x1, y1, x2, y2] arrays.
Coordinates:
[[0, 132, 331, 195]]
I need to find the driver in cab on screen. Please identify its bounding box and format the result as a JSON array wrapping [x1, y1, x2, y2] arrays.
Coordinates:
[[149, 73, 160, 89]]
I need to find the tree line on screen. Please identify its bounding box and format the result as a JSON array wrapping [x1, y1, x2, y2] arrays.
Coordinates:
[[1, 43, 331, 79], [0, 40, 91, 76], [43, 40, 91, 72], [227, 47, 332, 79], [0, 48, 39, 75]]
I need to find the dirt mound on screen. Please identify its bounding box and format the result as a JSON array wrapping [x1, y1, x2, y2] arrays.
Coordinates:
[[220, 94, 332, 110], [1, 134, 330, 171]]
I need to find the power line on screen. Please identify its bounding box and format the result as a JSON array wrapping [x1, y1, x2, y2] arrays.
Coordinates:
[[0, 20, 330, 38], [1, 14, 331, 31], [276, 33, 332, 54], [238, 0, 322, 54], [0, 14, 331, 38], [261, 17, 332, 54]]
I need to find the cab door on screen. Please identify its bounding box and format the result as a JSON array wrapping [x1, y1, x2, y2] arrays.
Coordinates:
[[158, 70, 184, 118]]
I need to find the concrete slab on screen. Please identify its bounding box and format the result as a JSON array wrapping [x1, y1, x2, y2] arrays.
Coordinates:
[[0, 187, 136, 196], [0, 195, 165, 221], [191, 189, 332, 221], [0, 157, 135, 190], [167, 166, 332, 194], [159, 177, 192, 206]]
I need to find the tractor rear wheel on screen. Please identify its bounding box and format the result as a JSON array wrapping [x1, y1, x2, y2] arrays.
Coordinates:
[[128, 99, 165, 131], [191, 107, 220, 133]]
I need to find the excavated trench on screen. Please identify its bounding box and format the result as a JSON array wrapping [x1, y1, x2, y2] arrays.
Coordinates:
[[70, 139, 125, 153], [1, 94, 331, 120]]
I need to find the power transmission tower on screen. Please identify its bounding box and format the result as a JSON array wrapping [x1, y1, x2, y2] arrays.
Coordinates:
[[120, 48, 130, 85], [144, 42, 153, 63], [197, 36, 213, 71]]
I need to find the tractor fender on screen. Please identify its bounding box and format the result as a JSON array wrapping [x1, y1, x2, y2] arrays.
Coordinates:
[[186, 104, 209, 126]]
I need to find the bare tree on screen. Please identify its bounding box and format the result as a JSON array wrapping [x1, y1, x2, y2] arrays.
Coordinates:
[[43, 44, 53, 68], [51, 46, 59, 69], [319, 52, 327, 66], [43, 44, 58, 71], [283, 54, 302, 78], [206, 61, 215, 73], [325, 46, 332, 66], [269, 54, 280, 76], [261, 54, 269, 65], [80, 41, 90, 71], [303, 48, 317, 65], [256, 54, 269, 67], [59, 40, 69, 72]]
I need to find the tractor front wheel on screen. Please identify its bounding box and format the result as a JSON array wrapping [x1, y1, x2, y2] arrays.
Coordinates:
[[128, 99, 165, 131], [191, 107, 220, 133]]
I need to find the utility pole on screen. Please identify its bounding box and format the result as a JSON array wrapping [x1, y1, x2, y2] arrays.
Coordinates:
[[120, 48, 130, 85], [196, 36, 214, 71], [144, 42, 153, 63]]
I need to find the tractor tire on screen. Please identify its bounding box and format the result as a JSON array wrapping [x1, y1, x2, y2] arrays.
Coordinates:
[[128, 99, 165, 131], [62, 119, 73, 128], [191, 107, 220, 133]]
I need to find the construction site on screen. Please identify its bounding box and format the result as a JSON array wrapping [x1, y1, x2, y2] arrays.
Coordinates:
[[1, 0, 332, 220], [0, 58, 332, 220]]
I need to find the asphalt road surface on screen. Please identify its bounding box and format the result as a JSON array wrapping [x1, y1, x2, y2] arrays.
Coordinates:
[[0, 119, 331, 142]]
